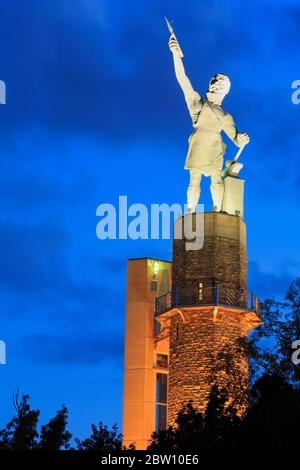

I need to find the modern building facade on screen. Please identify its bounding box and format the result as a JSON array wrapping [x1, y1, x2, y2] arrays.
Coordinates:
[[122, 258, 171, 450]]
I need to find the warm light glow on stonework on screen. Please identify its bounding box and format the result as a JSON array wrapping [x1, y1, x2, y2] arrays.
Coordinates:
[[123, 213, 262, 449]]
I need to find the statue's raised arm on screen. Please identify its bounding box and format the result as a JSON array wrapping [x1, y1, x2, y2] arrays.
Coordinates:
[[168, 35, 196, 108]]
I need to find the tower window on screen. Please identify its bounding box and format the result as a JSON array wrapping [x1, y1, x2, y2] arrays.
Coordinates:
[[198, 282, 203, 301]]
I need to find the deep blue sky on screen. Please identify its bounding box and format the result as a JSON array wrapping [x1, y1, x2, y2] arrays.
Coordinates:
[[0, 0, 300, 439]]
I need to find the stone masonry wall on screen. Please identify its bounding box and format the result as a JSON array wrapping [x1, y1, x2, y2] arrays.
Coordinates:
[[168, 212, 251, 425], [172, 212, 247, 297], [168, 307, 250, 425]]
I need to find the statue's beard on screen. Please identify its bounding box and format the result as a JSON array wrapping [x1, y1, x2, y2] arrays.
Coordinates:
[[206, 90, 227, 105]]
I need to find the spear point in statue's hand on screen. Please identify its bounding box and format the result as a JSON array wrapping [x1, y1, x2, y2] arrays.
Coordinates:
[[165, 16, 184, 58]]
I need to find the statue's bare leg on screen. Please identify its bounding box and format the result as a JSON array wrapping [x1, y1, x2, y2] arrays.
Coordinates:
[[187, 169, 202, 213], [210, 169, 224, 211]]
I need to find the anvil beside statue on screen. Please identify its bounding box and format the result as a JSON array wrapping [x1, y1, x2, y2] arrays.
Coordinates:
[[222, 172, 245, 219]]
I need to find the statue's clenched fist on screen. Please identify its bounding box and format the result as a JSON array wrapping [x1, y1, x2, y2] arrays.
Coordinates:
[[168, 35, 180, 54], [238, 132, 250, 146]]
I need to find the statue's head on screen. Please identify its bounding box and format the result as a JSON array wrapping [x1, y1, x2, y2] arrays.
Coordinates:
[[206, 74, 231, 105]]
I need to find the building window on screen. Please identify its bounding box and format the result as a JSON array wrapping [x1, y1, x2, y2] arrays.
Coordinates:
[[151, 280, 158, 291], [156, 354, 168, 368], [156, 404, 167, 433], [156, 373, 167, 432], [198, 282, 203, 301]]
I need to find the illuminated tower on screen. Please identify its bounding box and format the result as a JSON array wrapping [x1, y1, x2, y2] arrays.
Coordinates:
[[122, 213, 262, 448], [158, 212, 262, 425]]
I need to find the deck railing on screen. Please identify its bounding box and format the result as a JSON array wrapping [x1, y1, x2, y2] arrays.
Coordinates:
[[155, 286, 262, 319]]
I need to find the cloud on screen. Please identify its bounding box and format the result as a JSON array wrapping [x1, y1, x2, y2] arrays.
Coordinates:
[[0, 0, 276, 139], [0, 172, 96, 212], [20, 331, 124, 364], [0, 218, 124, 327], [248, 260, 295, 300], [0, 219, 69, 295]]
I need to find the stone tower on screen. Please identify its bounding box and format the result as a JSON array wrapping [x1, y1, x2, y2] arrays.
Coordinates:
[[122, 213, 262, 448], [155, 211, 262, 425]]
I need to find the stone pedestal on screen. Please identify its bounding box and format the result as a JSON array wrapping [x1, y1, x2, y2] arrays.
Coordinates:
[[173, 212, 247, 302], [167, 212, 261, 425]]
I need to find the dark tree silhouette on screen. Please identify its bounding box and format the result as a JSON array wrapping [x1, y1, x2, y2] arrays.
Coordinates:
[[75, 422, 122, 451], [149, 386, 241, 451], [39, 405, 72, 450], [149, 374, 300, 450], [149, 279, 300, 451], [248, 278, 300, 384], [149, 401, 203, 452], [0, 392, 72, 451], [201, 385, 241, 449], [0, 390, 40, 450], [240, 374, 300, 450]]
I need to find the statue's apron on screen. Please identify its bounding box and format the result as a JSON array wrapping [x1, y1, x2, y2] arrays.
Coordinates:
[[185, 98, 226, 176]]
